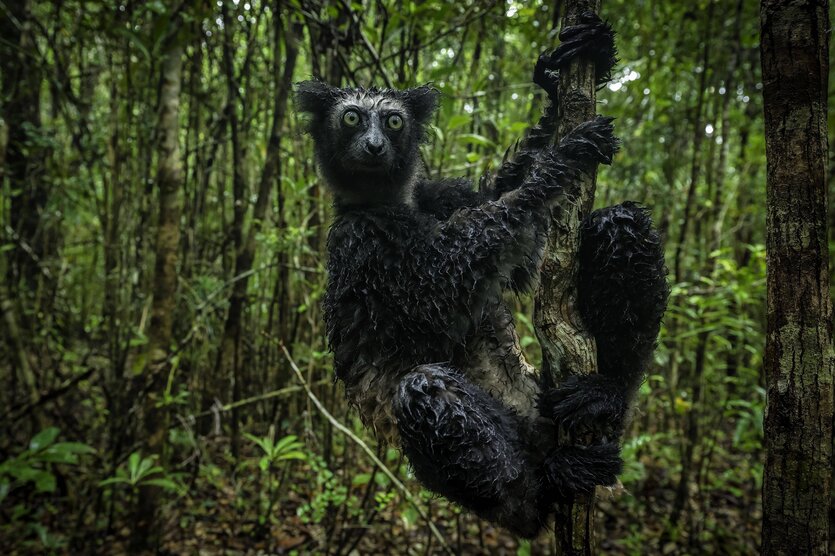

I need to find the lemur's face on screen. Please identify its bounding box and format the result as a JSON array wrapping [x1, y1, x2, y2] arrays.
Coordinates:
[[330, 95, 408, 176], [295, 81, 439, 206]]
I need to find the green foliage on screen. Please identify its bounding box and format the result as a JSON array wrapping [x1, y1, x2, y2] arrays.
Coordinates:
[[0, 429, 95, 551], [241, 427, 308, 528], [244, 427, 307, 470], [0, 428, 94, 504], [0, 0, 788, 552], [297, 456, 349, 525], [99, 452, 184, 495]]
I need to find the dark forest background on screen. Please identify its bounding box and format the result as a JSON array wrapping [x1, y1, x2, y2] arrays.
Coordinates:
[[1, 0, 833, 554]]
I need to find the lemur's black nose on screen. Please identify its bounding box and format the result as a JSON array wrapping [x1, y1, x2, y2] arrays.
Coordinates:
[[365, 139, 384, 156]]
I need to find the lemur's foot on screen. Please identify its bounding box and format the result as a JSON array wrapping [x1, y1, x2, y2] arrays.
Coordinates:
[[558, 116, 619, 166], [535, 11, 618, 92], [578, 202, 669, 379], [540, 374, 628, 441], [543, 441, 623, 498]]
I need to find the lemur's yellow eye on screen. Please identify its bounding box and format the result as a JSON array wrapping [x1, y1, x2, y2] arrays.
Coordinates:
[[387, 114, 403, 130], [342, 110, 360, 127]]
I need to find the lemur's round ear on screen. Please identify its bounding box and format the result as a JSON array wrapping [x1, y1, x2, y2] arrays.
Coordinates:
[[403, 85, 440, 125], [294, 80, 336, 118]]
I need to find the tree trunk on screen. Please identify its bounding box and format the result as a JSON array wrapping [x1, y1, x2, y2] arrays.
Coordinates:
[[1, 0, 51, 303], [214, 4, 300, 455], [672, 0, 713, 285], [131, 30, 185, 554], [215, 0, 249, 459], [534, 0, 601, 553], [760, 1, 833, 554]]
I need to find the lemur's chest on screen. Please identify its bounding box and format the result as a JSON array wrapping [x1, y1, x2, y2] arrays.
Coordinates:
[[324, 213, 455, 372]]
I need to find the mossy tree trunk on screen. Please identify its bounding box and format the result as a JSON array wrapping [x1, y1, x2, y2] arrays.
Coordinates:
[[131, 22, 185, 553], [760, 0, 834, 554]]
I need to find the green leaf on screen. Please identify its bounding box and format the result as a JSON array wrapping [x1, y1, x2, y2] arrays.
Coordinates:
[[30, 428, 60, 451], [141, 478, 183, 493], [457, 133, 495, 148], [34, 471, 57, 493], [278, 451, 307, 462], [401, 506, 419, 527], [127, 452, 141, 478], [99, 477, 129, 487], [51, 442, 95, 455], [447, 114, 470, 130], [274, 435, 299, 453]]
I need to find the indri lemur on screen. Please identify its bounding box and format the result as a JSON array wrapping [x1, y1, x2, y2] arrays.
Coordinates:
[[296, 13, 668, 538]]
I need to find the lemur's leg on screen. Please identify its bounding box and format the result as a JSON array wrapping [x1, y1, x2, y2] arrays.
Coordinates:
[[543, 203, 669, 437], [394, 365, 621, 539]]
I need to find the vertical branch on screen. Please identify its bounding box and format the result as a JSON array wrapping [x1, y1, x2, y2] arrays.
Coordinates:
[[132, 21, 185, 552], [672, 1, 714, 284], [216, 0, 248, 458], [533, 1, 601, 554], [535, 0, 602, 387]]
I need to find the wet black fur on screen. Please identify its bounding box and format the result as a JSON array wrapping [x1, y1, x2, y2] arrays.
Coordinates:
[[295, 12, 668, 539]]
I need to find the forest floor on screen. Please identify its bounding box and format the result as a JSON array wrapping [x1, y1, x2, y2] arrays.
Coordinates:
[[77, 441, 761, 556]]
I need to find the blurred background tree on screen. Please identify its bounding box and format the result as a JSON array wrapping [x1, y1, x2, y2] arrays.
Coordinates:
[[0, 0, 830, 554]]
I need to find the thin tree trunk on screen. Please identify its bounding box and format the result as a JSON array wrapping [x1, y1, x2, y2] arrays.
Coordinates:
[[672, 0, 714, 284], [760, 0, 833, 554], [0, 281, 40, 428], [710, 0, 744, 256], [2, 0, 50, 300], [131, 31, 185, 553], [534, 0, 601, 553], [214, 4, 300, 455], [215, 0, 249, 458]]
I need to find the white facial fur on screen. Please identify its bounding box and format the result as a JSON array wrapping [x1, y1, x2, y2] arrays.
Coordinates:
[[328, 92, 406, 127]]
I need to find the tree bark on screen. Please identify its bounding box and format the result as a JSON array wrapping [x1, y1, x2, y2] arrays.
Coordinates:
[[534, 0, 601, 553], [131, 29, 185, 553], [760, 1, 833, 554]]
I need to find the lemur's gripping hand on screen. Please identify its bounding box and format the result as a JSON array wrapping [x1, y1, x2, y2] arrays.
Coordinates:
[[558, 116, 619, 167], [541, 374, 629, 442], [521, 116, 618, 202], [544, 441, 623, 498], [534, 11, 618, 94]]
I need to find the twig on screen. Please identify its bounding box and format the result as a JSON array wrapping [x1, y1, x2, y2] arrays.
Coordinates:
[[185, 380, 329, 420], [281, 345, 453, 555], [5, 368, 96, 423]]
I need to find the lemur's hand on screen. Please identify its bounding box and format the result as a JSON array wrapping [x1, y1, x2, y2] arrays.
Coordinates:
[[519, 116, 618, 201], [534, 11, 618, 95], [540, 374, 629, 442], [558, 116, 620, 166], [543, 441, 623, 498]]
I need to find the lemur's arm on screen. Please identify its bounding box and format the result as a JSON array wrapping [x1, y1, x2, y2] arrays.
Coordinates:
[[486, 12, 617, 200], [411, 14, 617, 219], [372, 117, 616, 345], [433, 117, 617, 295]]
